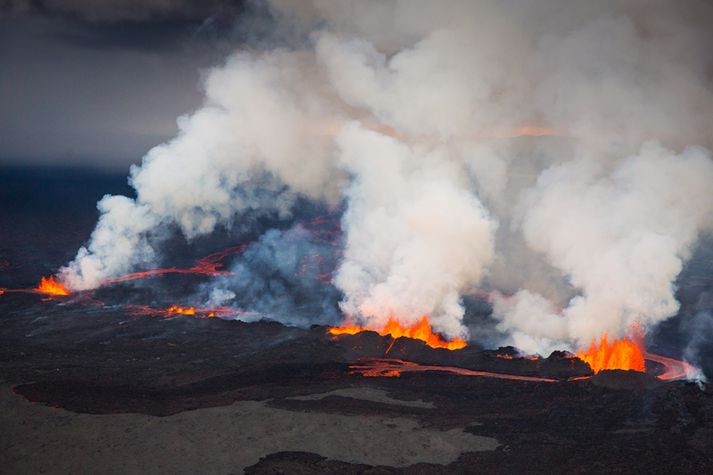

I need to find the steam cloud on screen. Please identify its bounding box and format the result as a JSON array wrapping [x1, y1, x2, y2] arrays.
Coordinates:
[[61, 0, 713, 354]]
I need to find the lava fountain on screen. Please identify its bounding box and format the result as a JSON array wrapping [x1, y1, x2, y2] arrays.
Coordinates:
[[577, 334, 646, 374], [329, 316, 468, 350], [35, 276, 70, 296], [166, 305, 196, 316]]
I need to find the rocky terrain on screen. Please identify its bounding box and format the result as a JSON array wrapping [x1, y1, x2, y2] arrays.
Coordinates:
[[1, 293, 712, 474], [2, 167, 712, 474]]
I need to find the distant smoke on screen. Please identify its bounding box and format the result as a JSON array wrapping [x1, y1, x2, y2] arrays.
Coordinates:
[[200, 224, 342, 327], [62, 1, 713, 352], [684, 310, 713, 383]]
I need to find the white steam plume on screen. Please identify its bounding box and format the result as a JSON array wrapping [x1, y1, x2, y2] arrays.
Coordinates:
[[60, 0, 713, 349], [61, 50, 344, 289], [495, 144, 713, 354], [333, 124, 495, 337]]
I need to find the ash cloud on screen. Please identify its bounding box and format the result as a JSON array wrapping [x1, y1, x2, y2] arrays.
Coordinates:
[[59, 1, 713, 363]]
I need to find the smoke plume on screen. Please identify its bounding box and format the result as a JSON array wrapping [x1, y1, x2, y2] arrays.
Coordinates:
[[494, 144, 713, 354], [200, 224, 343, 327], [61, 0, 713, 352]]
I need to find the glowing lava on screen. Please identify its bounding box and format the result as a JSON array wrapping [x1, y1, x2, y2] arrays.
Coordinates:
[[350, 358, 559, 382], [166, 305, 196, 316], [100, 244, 248, 286], [644, 352, 695, 381], [495, 353, 540, 361], [577, 334, 646, 374], [126, 304, 259, 320], [35, 276, 70, 296], [329, 316, 468, 350]]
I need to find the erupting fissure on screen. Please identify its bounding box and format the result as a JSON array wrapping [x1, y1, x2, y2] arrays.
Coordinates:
[[35, 276, 70, 296], [329, 316, 468, 350], [126, 304, 258, 319], [166, 305, 197, 316], [577, 334, 646, 374]]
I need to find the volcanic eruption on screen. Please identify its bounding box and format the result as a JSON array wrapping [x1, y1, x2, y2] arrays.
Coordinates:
[[10, 0, 711, 384], [576, 334, 646, 374], [35, 276, 70, 296], [329, 316, 468, 350], [7, 3, 713, 472]]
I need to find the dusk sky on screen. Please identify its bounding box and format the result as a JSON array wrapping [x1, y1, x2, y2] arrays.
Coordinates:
[[0, 0, 263, 169]]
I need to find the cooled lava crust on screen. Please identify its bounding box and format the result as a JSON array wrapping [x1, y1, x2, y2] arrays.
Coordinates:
[[2, 294, 713, 473]]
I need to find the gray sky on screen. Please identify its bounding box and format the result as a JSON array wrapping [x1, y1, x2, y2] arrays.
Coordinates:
[[0, 0, 257, 169]]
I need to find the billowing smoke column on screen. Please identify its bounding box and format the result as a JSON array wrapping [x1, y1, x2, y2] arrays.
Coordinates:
[[61, 1, 713, 352], [333, 124, 495, 338], [494, 144, 713, 355]]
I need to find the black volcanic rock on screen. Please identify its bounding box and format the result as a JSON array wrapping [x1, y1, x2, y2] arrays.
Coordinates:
[[591, 369, 661, 390], [2, 295, 713, 473], [325, 331, 592, 380], [541, 350, 593, 379]]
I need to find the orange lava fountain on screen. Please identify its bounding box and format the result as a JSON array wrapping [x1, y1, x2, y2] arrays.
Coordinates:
[[329, 316, 468, 350], [577, 334, 646, 374], [35, 276, 70, 296], [166, 305, 196, 316]]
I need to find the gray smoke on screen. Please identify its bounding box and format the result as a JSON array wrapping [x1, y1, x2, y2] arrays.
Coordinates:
[[60, 0, 713, 353], [199, 224, 342, 327]]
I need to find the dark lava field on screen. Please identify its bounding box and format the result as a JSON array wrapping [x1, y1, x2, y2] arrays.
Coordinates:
[[1, 166, 713, 474]]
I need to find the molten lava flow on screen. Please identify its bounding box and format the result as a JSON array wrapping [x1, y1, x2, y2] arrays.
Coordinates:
[[644, 352, 695, 381], [329, 316, 468, 350], [495, 353, 540, 361], [100, 244, 248, 286], [35, 276, 70, 296], [350, 358, 559, 382], [328, 324, 364, 336], [127, 304, 259, 320], [166, 305, 196, 316], [577, 334, 646, 374], [92, 216, 343, 290]]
